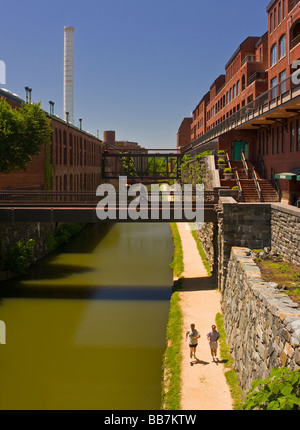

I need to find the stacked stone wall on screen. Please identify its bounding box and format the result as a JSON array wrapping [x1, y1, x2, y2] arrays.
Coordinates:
[[222, 247, 300, 400], [271, 203, 300, 266]]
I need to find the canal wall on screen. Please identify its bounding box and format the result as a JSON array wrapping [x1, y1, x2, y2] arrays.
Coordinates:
[[0, 221, 87, 279], [0, 222, 55, 275], [222, 247, 300, 400]]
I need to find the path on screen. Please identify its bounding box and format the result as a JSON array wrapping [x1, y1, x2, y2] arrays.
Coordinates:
[[176, 222, 233, 411]]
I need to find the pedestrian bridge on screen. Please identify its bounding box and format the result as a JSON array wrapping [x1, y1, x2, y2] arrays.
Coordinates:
[[0, 191, 218, 223]]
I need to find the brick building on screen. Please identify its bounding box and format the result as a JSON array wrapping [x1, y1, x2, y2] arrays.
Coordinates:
[[178, 0, 300, 204], [0, 88, 102, 191]]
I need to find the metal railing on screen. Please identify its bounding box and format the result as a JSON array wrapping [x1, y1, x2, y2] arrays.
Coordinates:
[[288, 0, 300, 13], [0, 190, 219, 206], [270, 169, 282, 201], [235, 171, 244, 202], [241, 152, 249, 179], [257, 152, 266, 179], [253, 168, 263, 202], [241, 55, 263, 67], [291, 33, 300, 50], [183, 74, 300, 154]]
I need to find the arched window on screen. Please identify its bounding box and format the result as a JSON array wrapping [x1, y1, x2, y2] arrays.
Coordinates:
[[271, 43, 277, 66], [279, 34, 286, 59]]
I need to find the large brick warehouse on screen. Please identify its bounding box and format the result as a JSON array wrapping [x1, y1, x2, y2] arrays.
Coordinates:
[[178, 0, 300, 205]]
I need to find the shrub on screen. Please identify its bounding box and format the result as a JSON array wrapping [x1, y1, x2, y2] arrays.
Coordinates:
[[243, 367, 300, 410], [217, 158, 226, 164], [218, 150, 226, 155], [224, 168, 232, 174], [5, 239, 35, 274]]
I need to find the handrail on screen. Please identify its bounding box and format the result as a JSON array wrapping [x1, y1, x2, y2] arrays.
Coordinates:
[[235, 170, 244, 202], [253, 168, 263, 202], [257, 152, 266, 179], [271, 169, 281, 201], [241, 151, 249, 179], [225, 151, 232, 170]]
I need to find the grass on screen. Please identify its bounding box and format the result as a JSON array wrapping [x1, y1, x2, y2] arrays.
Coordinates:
[[161, 292, 183, 410], [216, 313, 243, 410], [169, 223, 184, 278], [255, 255, 300, 305]]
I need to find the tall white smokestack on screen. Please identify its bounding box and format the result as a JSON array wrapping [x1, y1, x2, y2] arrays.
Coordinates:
[[64, 26, 74, 124]]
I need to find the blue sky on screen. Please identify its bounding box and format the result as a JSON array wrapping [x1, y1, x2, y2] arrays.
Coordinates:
[[1, 0, 268, 149]]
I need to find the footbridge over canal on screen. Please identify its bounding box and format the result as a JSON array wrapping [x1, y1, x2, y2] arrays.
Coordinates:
[[0, 190, 218, 223]]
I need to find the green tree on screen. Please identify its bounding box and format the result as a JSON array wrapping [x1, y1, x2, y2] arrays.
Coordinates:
[[0, 98, 52, 173], [122, 156, 137, 177]]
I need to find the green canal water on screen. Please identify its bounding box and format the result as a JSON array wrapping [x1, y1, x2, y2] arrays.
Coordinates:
[[0, 223, 174, 410]]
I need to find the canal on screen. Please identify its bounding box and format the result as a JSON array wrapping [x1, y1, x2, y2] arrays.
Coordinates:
[[0, 223, 174, 410]]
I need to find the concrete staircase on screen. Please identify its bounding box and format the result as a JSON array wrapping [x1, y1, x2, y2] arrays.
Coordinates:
[[230, 160, 279, 203]]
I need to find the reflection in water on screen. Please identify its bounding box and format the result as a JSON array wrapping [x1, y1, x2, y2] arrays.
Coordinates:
[[0, 223, 174, 410]]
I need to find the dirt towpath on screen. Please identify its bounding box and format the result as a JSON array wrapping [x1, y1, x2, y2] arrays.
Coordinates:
[[176, 223, 233, 410]]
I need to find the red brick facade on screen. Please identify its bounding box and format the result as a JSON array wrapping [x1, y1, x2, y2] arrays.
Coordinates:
[[0, 89, 102, 191]]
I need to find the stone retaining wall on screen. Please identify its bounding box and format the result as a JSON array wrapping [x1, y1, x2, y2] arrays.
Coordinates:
[[222, 247, 300, 400], [271, 203, 300, 267], [0, 222, 55, 266]]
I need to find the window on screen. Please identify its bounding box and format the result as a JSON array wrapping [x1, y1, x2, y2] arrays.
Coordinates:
[[237, 80, 240, 95], [279, 70, 287, 93], [230, 88, 233, 102], [278, 2, 282, 24], [279, 34, 286, 59], [290, 121, 295, 152], [271, 43, 277, 66], [274, 8, 277, 29], [226, 91, 229, 104], [270, 12, 273, 33], [283, 0, 286, 19], [271, 77, 278, 99], [233, 84, 236, 99]]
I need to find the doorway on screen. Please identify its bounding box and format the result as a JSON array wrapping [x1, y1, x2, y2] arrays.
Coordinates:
[[232, 140, 249, 161]]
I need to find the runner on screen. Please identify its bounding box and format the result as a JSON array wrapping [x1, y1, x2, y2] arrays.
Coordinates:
[[207, 325, 220, 361], [185, 323, 200, 366]]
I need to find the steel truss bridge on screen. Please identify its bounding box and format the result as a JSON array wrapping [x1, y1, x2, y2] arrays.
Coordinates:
[[102, 148, 182, 181]]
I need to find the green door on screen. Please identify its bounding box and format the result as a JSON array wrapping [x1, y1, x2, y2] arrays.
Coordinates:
[[233, 141, 248, 161]]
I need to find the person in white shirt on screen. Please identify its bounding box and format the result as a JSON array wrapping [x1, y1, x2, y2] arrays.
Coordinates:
[[185, 323, 200, 366]]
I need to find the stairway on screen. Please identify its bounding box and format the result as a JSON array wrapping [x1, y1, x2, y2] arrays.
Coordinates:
[[229, 160, 279, 202], [239, 179, 261, 202], [258, 180, 280, 202]]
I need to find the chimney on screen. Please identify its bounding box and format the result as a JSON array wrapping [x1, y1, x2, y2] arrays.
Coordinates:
[[64, 26, 74, 124], [49, 101, 55, 115]]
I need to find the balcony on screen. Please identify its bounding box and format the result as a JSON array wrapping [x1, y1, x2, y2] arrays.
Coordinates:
[[289, 0, 300, 13], [248, 71, 268, 86], [291, 33, 300, 50], [241, 55, 263, 67], [184, 74, 300, 153]]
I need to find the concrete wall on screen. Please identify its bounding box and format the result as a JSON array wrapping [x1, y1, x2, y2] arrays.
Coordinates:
[[222, 247, 300, 400]]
